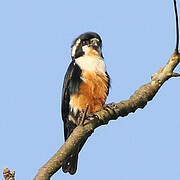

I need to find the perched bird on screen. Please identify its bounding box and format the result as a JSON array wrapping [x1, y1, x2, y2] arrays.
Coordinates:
[[61, 32, 110, 175]]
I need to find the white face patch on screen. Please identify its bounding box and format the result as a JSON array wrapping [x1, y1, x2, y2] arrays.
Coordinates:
[[71, 38, 81, 57], [75, 56, 106, 73]]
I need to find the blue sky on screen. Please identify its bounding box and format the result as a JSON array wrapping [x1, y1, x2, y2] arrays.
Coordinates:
[[0, 0, 180, 179]]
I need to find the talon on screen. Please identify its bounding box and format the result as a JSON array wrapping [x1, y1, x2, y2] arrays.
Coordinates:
[[84, 113, 99, 125], [88, 113, 99, 119], [103, 102, 118, 109]]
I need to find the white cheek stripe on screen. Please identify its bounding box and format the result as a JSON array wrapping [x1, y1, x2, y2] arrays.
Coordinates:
[[71, 39, 81, 57]]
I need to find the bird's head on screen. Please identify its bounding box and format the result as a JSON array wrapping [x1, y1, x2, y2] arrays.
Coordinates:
[[71, 32, 103, 59]]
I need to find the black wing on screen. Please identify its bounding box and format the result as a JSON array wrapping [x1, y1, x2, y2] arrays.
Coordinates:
[[61, 60, 82, 140]]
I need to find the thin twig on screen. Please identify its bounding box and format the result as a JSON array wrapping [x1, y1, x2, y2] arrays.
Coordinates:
[[174, 0, 179, 54], [172, 72, 180, 77], [3, 168, 15, 180]]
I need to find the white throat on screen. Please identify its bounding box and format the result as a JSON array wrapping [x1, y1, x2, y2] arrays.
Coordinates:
[[75, 56, 106, 73]]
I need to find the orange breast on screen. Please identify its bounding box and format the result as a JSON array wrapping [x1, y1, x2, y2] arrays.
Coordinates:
[[70, 71, 108, 114]]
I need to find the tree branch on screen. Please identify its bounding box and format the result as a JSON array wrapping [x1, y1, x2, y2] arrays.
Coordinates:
[[33, 1, 180, 179], [33, 51, 180, 180], [3, 168, 15, 180]]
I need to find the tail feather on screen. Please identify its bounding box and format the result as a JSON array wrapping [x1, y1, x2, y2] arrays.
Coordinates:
[[62, 136, 89, 175], [62, 153, 78, 175]]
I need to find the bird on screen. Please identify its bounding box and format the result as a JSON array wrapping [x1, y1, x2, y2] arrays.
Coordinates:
[[61, 32, 110, 175]]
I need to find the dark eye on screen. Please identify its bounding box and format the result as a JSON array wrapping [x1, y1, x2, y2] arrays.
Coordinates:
[[82, 40, 89, 46], [82, 41, 86, 45]]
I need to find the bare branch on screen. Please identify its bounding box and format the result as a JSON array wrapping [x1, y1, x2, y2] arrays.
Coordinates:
[[3, 168, 15, 180], [34, 52, 180, 180], [172, 72, 180, 77]]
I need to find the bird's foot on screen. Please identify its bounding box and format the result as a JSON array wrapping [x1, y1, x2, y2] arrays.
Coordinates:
[[77, 105, 89, 126], [83, 113, 99, 125], [103, 102, 118, 110]]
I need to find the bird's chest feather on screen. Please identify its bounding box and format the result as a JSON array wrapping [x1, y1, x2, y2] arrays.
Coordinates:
[[70, 56, 108, 115]]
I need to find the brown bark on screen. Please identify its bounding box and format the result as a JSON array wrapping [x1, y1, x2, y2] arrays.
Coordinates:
[[3, 168, 15, 180]]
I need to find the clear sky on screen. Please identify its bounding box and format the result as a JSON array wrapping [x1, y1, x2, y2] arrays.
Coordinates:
[[0, 0, 180, 179]]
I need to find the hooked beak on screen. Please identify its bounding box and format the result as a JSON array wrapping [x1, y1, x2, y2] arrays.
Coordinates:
[[90, 39, 101, 52]]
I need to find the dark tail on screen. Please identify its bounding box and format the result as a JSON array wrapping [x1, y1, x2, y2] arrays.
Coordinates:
[[62, 137, 88, 175], [62, 152, 79, 175]]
